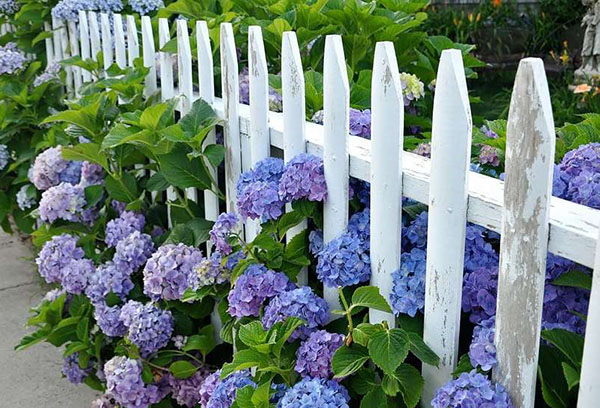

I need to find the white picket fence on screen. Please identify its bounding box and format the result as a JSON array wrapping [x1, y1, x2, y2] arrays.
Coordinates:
[[43, 11, 600, 408]]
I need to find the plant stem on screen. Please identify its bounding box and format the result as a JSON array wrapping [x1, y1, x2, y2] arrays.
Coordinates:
[[338, 287, 353, 334]]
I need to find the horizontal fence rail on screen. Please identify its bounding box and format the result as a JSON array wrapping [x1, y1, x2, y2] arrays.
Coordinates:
[[44, 12, 600, 408]]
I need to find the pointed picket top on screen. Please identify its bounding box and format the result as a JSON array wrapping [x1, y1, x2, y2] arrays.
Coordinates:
[[322, 34, 349, 315], [196, 20, 214, 104], [141, 15, 157, 97], [493, 58, 555, 408], [88, 11, 101, 63], [44, 22, 54, 65], [113, 14, 126, 69], [369, 41, 403, 329], [177, 19, 194, 114], [126, 15, 139, 67], [421, 49, 472, 407], [100, 13, 113, 71]]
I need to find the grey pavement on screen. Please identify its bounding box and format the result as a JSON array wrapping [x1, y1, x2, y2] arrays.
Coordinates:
[[0, 232, 99, 407]]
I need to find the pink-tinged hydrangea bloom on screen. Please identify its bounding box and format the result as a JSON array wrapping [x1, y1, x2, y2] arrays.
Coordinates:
[[62, 353, 91, 384], [468, 316, 496, 371], [278, 154, 327, 203], [94, 302, 127, 337], [61, 258, 95, 295], [431, 370, 513, 408], [142, 243, 204, 301], [478, 145, 500, 167], [120, 301, 173, 357], [36, 234, 84, 284], [85, 261, 134, 303], [39, 182, 86, 223], [238, 180, 284, 221], [104, 356, 165, 408], [105, 211, 145, 247], [277, 377, 350, 408], [209, 212, 238, 255], [30, 146, 82, 191], [199, 370, 221, 408], [168, 368, 209, 407], [0, 42, 27, 75], [113, 231, 155, 274], [295, 330, 345, 379], [206, 370, 256, 408], [262, 287, 329, 340], [228, 264, 296, 318]]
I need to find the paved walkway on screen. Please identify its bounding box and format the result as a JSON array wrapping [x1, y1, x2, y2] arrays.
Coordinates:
[[0, 232, 98, 407]]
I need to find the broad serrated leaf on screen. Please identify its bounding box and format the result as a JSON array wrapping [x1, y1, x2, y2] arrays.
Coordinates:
[[170, 360, 198, 379], [407, 332, 439, 367], [332, 344, 370, 378], [351, 286, 392, 313], [360, 386, 387, 408], [352, 323, 384, 347], [368, 329, 409, 376], [395, 364, 423, 408], [541, 329, 584, 368]]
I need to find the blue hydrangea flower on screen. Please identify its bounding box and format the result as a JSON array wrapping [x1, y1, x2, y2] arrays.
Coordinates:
[[461, 266, 499, 324], [39, 182, 86, 223], [94, 302, 127, 337], [0, 43, 27, 75], [61, 258, 95, 295], [105, 211, 146, 247], [228, 264, 296, 318], [543, 283, 589, 335], [120, 300, 174, 357], [270, 383, 289, 405], [113, 231, 155, 274], [96, 0, 123, 13], [199, 370, 221, 407], [390, 248, 426, 317], [278, 154, 327, 203], [129, 0, 163, 14], [348, 208, 370, 245], [237, 180, 284, 221], [207, 370, 256, 408], [104, 356, 165, 408], [36, 234, 84, 284], [195, 252, 230, 286], [142, 243, 204, 301], [237, 157, 284, 196], [403, 211, 428, 249], [553, 143, 600, 209], [0, 0, 19, 15], [295, 330, 345, 379], [225, 250, 246, 271], [85, 261, 134, 303], [277, 377, 350, 408], [431, 370, 514, 408], [262, 287, 329, 340], [209, 212, 238, 255], [0, 144, 9, 171], [309, 230, 324, 255], [16, 185, 36, 210], [317, 232, 370, 288], [33, 63, 61, 87], [30, 146, 82, 190], [168, 368, 209, 407], [62, 353, 91, 384], [80, 161, 104, 186], [469, 316, 496, 371]]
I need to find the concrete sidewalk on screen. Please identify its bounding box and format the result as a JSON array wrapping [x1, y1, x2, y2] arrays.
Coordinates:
[[0, 232, 98, 407]]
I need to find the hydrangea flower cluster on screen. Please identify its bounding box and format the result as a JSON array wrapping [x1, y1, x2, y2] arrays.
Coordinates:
[[209, 212, 238, 255], [228, 264, 296, 317], [479, 145, 501, 167], [236, 157, 284, 195], [481, 125, 499, 139], [390, 248, 427, 317], [279, 153, 328, 202], [262, 287, 329, 340], [61, 258, 95, 295], [80, 161, 105, 186], [199, 370, 221, 407], [85, 261, 134, 303], [317, 232, 370, 288], [36, 234, 84, 284], [431, 370, 513, 408], [277, 378, 350, 408], [462, 266, 499, 324], [143, 243, 204, 301], [105, 211, 146, 247], [413, 142, 431, 158], [399, 72, 425, 106], [308, 230, 324, 255], [94, 303, 127, 337], [0, 43, 27, 75], [30, 146, 82, 191], [119, 300, 174, 357], [195, 253, 231, 287], [33, 63, 61, 87], [168, 368, 209, 407], [0, 144, 9, 171], [16, 185, 36, 210], [128, 0, 163, 15], [206, 370, 256, 408], [172, 335, 187, 350], [403, 211, 428, 249], [52, 0, 121, 21], [91, 395, 116, 408], [553, 143, 600, 209], [543, 282, 589, 335], [113, 231, 155, 273], [294, 330, 345, 379], [62, 353, 91, 385], [0, 0, 19, 15], [238, 180, 285, 221], [104, 356, 165, 408], [39, 182, 86, 223], [43, 288, 67, 303], [311, 108, 371, 139], [468, 316, 497, 371]]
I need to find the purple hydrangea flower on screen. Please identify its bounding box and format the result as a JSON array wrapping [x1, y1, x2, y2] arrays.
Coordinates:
[[278, 154, 328, 203], [120, 301, 174, 357], [209, 212, 238, 255], [237, 157, 284, 196], [199, 371, 221, 407], [129, 0, 163, 15], [142, 243, 204, 301], [33, 63, 61, 87], [80, 161, 104, 186], [553, 143, 600, 209], [43, 288, 67, 303], [238, 180, 285, 221], [348, 208, 370, 244], [168, 368, 209, 407], [403, 211, 428, 250], [277, 377, 350, 408], [0, 0, 19, 15], [228, 264, 296, 317], [413, 142, 431, 158], [478, 145, 500, 167], [94, 302, 128, 337], [61, 258, 95, 295], [39, 183, 86, 223], [225, 250, 246, 271], [481, 125, 499, 139], [62, 353, 91, 384], [91, 395, 116, 408], [104, 356, 165, 408], [113, 231, 155, 274], [0, 144, 9, 171], [309, 230, 324, 255], [111, 200, 127, 214], [16, 184, 36, 210], [30, 147, 82, 191], [0, 43, 27, 75], [295, 330, 345, 379], [195, 252, 230, 286], [469, 316, 497, 371], [36, 234, 84, 284], [390, 248, 427, 317], [543, 283, 589, 335], [172, 335, 187, 350], [462, 266, 499, 324], [207, 370, 256, 408], [316, 232, 370, 288], [431, 370, 513, 408], [85, 261, 134, 303], [262, 287, 329, 340], [312, 108, 371, 139], [105, 211, 146, 247]]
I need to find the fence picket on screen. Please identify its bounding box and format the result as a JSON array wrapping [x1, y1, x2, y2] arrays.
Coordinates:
[[196, 21, 219, 231], [51, 17, 63, 64], [88, 11, 101, 66], [44, 22, 54, 65], [281, 31, 308, 285], [53, 17, 73, 93], [421, 49, 472, 405], [100, 13, 113, 71], [113, 14, 126, 69], [369, 42, 403, 328], [126, 15, 139, 68], [77, 12, 91, 82], [67, 21, 83, 93], [220, 23, 242, 215], [322, 35, 349, 315], [141, 15, 157, 97], [493, 58, 556, 408]]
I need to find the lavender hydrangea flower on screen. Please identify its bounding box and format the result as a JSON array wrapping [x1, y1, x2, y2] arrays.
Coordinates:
[[62, 353, 91, 384], [142, 243, 204, 301], [105, 211, 145, 247], [0, 144, 9, 171], [111, 200, 127, 214], [295, 330, 345, 379], [403, 211, 428, 249], [80, 161, 104, 186], [85, 261, 134, 303], [30, 146, 82, 190], [129, 0, 163, 15], [52, 0, 119, 21], [168, 368, 209, 407], [553, 143, 600, 209], [349, 108, 372, 139], [238, 180, 285, 221], [462, 266, 499, 324], [463, 224, 499, 273], [0, 0, 19, 15], [481, 125, 499, 139], [43, 288, 66, 303], [33, 63, 61, 86], [237, 157, 284, 196], [543, 283, 589, 335], [195, 252, 231, 287], [96, 0, 123, 13], [469, 316, 496, 371], [172, 335, 187, 350], [317, 232, 370, 288], [104, 356, 164, 408], [431, 370, 513, 408], [413, 142, 431, 158], [262, 287, 329, 340], [113, 231, 155, 273], [225, 250, 246, 271], [39, 182, 86, 223], [207, 370, 256, 408], [0, 43, 27, 75], [36, 234, 84, 284], [478, 145, 500, 167], [61, 258, 95, 294], [209, 212, 238, 255], [94, 302, 127, 337], [228, 264, 296, 318], [91, 395, 116, 408], [16, 185, 36, 210], [278, 154, 328, 203], [199, 371, 221, 407], [390, 248, 426, 317], [309, 230, 324, 255], [277, 378, 350, 408], [120, 301, 174, 357]]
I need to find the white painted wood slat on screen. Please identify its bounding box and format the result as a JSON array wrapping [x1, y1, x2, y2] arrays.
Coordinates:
[[88, 11, 101, 67], [422, 49, 472, 406], [67, 21, 83, 93], [126, 15, 139, 68], [493, 58, 556, 408], [113, 14, 127, 69], [44, 22, 55, 66], [141, 15, 157, 97], [100, 13, 113, 71], [78, 12, 91, 82]]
